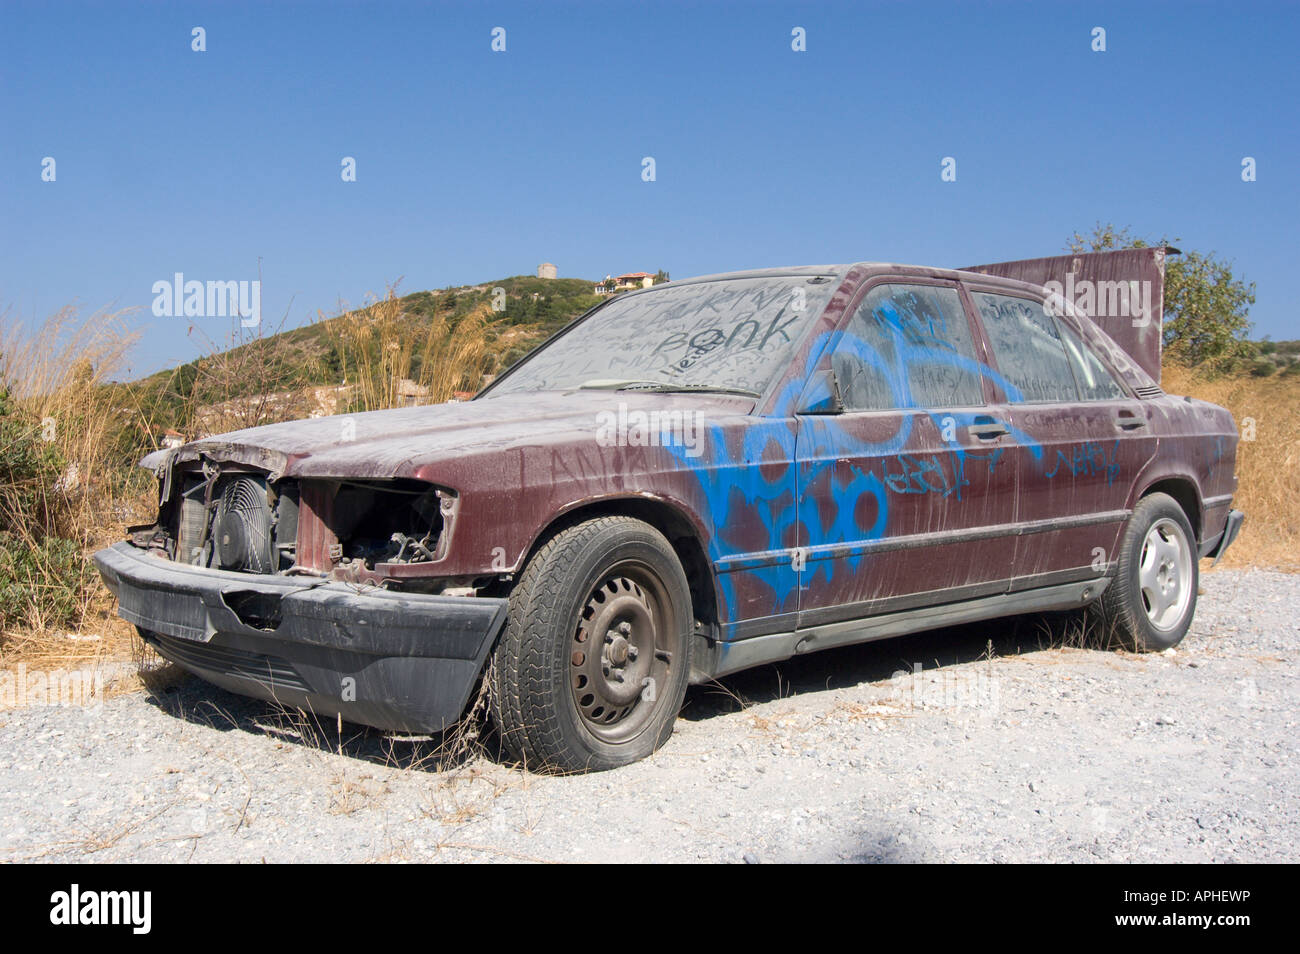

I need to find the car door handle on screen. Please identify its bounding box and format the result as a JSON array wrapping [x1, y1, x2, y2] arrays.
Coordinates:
[[968, 416, 1009, 440], [1114, 411, 1146, 431]]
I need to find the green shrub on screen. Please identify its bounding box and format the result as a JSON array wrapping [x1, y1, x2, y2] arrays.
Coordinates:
[[0, 388, 67, 536], [0, 387, 94, 632], [0, 532, 92, 631]]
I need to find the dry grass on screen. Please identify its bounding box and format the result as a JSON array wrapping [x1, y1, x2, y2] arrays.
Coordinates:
[[0, 306, 150, 663], [322, 285, 492, 413], [0, 305, 146, 539], [1162, 363, 1300, 571], [186, 310, 318, 434], [829, 700, 909, 723]]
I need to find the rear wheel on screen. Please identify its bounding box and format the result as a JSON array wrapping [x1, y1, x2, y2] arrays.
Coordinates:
[[489, 516, 693, 772], [1097, 492, 1198, 651]]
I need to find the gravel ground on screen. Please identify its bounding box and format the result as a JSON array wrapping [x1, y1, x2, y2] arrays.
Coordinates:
[[1, 568, 1296, 864]]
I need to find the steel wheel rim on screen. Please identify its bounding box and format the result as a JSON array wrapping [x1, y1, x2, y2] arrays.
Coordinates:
[[1139, 517, 1193, 632], [569, 560, 675, 743]]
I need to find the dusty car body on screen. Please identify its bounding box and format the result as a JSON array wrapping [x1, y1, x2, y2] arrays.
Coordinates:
[[95, 251, 1244, 771]]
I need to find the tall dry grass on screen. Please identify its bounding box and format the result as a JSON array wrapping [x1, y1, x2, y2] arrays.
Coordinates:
[[0, 307, 152, 536], [0, 306, 150, 662], [1162, 363, 1300, 571], [185, 305, 323, 434], [322, 287, 492, 413]]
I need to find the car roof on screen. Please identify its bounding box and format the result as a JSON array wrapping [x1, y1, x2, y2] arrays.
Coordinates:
[[652, 262, 1044, 291], [657, 265, 851, 286]]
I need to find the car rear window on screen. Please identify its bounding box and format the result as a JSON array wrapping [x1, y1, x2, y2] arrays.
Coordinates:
[[973, 292, 1080, 403], [1058, 320, 1127, 401]]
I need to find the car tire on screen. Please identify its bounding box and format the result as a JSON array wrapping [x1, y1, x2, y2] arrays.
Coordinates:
[[488, 516, 694, 773], [1097, 492, 1199, 652]]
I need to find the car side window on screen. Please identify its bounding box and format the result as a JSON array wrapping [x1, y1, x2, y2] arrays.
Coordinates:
[[972, 292, 1079, 403], [832, 284, 984, 411], [1058, 322, 1127, 401]]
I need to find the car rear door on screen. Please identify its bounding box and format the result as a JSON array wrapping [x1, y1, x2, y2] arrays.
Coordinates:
[[963, 283, 1158, 591], [794, 279, 1020, 628]]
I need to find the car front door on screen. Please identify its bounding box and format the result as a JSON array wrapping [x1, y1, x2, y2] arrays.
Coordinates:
[[964, 285, 1158, 591], [794, 279, 1020, 629]]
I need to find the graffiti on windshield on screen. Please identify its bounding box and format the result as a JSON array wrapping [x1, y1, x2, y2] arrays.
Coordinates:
[[494, 276, 837, 395]]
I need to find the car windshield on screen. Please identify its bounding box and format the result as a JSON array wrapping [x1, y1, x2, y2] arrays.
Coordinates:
[[489, 275, 839, 397]]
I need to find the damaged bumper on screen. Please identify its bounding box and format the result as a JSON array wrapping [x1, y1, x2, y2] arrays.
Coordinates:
[[1201, 508, 1245, 566], [93, 542, 507, 733]]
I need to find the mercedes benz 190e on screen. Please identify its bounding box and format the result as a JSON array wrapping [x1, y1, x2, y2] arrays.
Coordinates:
[[95, 248, 1244, 771]]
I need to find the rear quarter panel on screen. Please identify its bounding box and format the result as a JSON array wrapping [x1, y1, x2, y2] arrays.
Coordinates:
[[1135, 395, 1239, 544]]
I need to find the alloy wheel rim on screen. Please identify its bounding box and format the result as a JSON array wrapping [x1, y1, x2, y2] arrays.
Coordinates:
[[1139, 517, 1193, 632]]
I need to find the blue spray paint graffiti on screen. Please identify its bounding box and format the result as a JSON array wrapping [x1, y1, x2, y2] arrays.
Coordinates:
[[664, 292, 1044, 628], [882, 448, 1005, 500], [1044, 440, 1122, 486]]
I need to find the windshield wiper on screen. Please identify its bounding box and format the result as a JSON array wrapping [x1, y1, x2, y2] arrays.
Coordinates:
[[577, 378, 760, 398], [578, 378, 654, 390], [616, 382, 761, 398]]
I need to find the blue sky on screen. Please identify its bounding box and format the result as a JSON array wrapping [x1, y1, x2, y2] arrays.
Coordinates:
[[2, 0, 1296, 378]]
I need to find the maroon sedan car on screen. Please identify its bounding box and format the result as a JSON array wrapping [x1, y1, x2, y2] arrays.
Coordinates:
[[95, 250, 1243, 771]]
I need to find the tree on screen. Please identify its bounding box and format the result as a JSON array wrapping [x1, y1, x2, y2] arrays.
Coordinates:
[[1067, 223, 1255, 371], [653, 269, 670, 285]]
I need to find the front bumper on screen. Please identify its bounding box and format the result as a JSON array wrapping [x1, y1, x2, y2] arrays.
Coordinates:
[[93, 542, 508, 733]]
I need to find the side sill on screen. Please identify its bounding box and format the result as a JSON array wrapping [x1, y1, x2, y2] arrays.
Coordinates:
[[692, 578, 1110, 684]]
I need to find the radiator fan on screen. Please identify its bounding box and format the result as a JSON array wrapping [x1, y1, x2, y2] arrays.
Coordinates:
[[213, 476, 274, 573]]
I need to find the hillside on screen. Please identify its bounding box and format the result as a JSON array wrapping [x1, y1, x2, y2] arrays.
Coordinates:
[[1245, 338, 1300, 377], [108, 274, 609, 447]]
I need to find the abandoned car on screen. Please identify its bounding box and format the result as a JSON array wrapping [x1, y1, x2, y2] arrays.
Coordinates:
[[95, 249, 1244, 771]]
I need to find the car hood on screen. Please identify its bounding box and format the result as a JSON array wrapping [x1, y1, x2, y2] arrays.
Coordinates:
[[143, 389, 756, 481]]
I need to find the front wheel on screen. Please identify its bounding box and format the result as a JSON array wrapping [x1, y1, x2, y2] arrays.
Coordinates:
[[489, 516, 693, 772], [1097, 492, 1198, 651]]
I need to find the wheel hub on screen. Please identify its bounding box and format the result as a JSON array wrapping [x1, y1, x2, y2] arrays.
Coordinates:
[[570, 570, 673, 739], [1139, 517, 1192, 631], [605, 627, 632, 666]]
